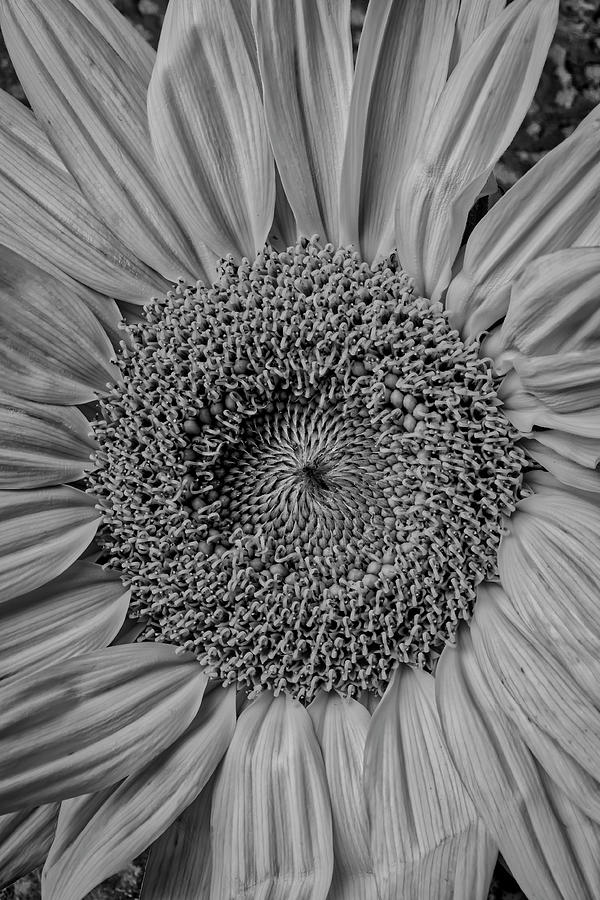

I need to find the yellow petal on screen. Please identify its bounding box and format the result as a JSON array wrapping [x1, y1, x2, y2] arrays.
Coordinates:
[[0, 803, 58, 889]]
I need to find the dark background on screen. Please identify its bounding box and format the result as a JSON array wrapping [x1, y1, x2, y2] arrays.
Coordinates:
[[0, 1, 598, 897]]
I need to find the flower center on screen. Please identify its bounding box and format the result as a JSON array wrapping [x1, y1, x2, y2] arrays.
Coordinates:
[[89, 237, 527, 702]]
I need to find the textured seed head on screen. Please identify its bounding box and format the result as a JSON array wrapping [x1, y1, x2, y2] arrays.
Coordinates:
[[89, 237, 527, 703]]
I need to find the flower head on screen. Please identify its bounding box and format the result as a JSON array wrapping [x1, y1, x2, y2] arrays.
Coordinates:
[[1, 1, 600, 899]]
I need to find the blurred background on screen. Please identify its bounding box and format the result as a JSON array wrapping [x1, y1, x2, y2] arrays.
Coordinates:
[[0, 0, 598, 897]]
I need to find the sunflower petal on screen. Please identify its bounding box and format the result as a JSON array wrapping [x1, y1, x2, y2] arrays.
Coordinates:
[[495, 491, 600, 816], [0, 803, 58, 889], [0, 0, 209, 282], [0, 486, 99, 604], [252, 0, 352, 245], [42, 685, 235, 900], [436, 626, 598, 900], [527, 428, 600, 469], [0, 393, 95, 489], [0, 246, 117, 404], [308, 691, 377, 900], [471, 577, 600, 820], [446, 104, 600, 337], [491, 248, 600, 362], [449, 0, 506, 69], [498, 370, 600, 436], [340, 0, 460, 260], [396, 0, 558, 301], [0, 89, 168, 303], [148, 0, 274, 261], [520, 438, 600, 492], [0, 643, 207, 814], [140, 775, 216, 900], [0, 560, 129, 679], [64, 0, 155, 85], [364, 665, 496, 900], [210, 691, 334, 900]]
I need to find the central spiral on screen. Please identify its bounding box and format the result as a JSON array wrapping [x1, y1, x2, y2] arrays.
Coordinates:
[[89, 237, 527, 702], [216, 397, 387, 555]]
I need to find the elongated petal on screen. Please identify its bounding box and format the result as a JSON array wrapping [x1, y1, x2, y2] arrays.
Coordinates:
[[446, 104, 600, 337], [42, 685, 235, 900], [514, 350, 600, 413], [490, 248, 600, 365], [0, 486, 99, 604], [64, 0, 155, 85], [308, 691, 377, 900], [520, 438, 600, 492], [0, 644, 207, 813], [396, 0, 557, 301], [340, 0, 460, 260], [0, 89, 168, 303], [148, 0, 274, 261], [0, 246, 117, 404], [210, 691, 333, 900], [0, 0, 209, 282], [0, 561, 129, 679], [498, 370, 600, 436], [526, 428, 600, 469], [364, 665, 496, 900], [0, 803, 58, 889], [141, 775, 216, 900], [471, 578, 600, 818], [0, 393, 95, 489], [436, 626, 598, 900], [252, 0, 352, 245], [449, 0, 506, 69]]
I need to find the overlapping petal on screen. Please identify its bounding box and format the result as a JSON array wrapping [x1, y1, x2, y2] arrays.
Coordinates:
[[42, 685, 236, 900], [436, 626, 600, 900], [0, 644, 208, 813], [0, 246, 117, 404], [0, 803, 58, 890], [148, 0, 274, 261], [448, 0, 506, 69], [0, 561, 129, 679], [140, 776, 216, 900], [0, 393, 95, 489], [519, 438, 600, 492], [339, 0, 460, 261], [364, 666, 496, 900], [491, 490, 600, 817], [0, 0, 209, 282], [446, 103, 600, 337], [252, 0, 352, 245], [210, 691, 334, 900], [0, 486, 99, 604], [308, 691, 377, 900], [498, 370, 600, 436], [396, 0, 558, 301], [0, 89, 168, 303]]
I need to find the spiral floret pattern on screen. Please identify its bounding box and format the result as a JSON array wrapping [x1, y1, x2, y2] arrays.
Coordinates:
[[90, 237, 526, 701]]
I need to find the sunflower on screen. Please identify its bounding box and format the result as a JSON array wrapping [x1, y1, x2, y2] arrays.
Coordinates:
[[0, 0, 599, 898]]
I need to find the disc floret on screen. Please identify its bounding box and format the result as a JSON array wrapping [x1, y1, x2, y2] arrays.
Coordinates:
[[90, 237, 526, 702]]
